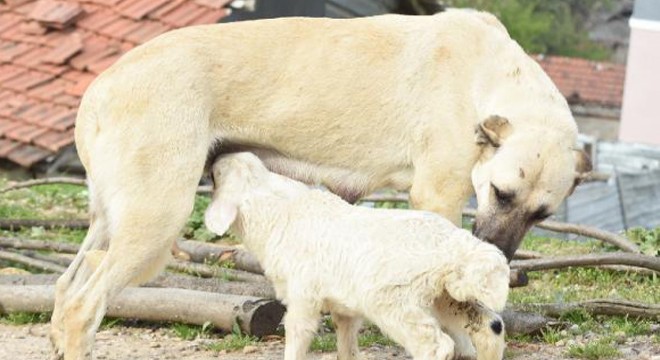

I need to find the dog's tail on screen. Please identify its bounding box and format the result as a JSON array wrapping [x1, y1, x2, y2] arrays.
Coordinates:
[[442, 232, 510, 311]]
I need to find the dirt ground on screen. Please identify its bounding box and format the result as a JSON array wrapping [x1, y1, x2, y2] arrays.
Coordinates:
[[1, 323, 658, 360]]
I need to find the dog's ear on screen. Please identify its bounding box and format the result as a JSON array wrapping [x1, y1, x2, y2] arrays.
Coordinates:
[[475, 115, 512, 147], [568, 149, 593, 195], [204, 199, 238, 236]]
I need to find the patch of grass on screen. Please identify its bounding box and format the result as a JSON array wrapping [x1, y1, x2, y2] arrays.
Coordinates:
[[627, 227, 660, 256], [100, 318, 125, 330], [0, 312, 50, 325], [310, 333, 337, 352], [539, 327, 565, 345], [358, 323, 396, 348], [172, 322, 215, 340], [566, 338, 619, 359], [0, 184, 88, 220], [606, 316, 652, 337], [207, 323, 258, 352]]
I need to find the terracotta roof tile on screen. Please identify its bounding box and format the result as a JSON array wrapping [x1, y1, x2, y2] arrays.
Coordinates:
[[117, 0, 171, 20], [0, 65, 27, 83], [65, 72, 95, 96], [33, 128, 74, 151], [97, 17, 143, 39], [19, 21, 49, 35], [0, 14, 24, 34], [0, 41, 34, 62], [7, 144, 52, 167], [0, 0, 233, 168], [0, 119, 23, 137], [188, 7, 230, 26], [2, 70, 55, 91], [160, 1, 206, 27], [28, 0, 84, 29], [124, 21, 170, 43], [0, 138, 21, 157], [5, 123, 49, 142], [195, 0, 233, 9], [42, 33, 83, 64], [76, 8, 120, 31], [148, 0, 186, 20]]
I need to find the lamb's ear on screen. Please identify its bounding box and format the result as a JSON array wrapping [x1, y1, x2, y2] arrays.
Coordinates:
[[204, 199, 238, 236], [475, 115, 512, 147]]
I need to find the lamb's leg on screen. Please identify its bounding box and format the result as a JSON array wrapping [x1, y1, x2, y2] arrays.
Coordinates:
[[370, 305, 455, 360], [283, 302, 321, 360], [433, 297, 476, 360], [332, 312, 362, 360]]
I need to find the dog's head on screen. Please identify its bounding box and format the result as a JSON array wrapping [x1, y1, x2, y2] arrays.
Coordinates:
[[471, 115, 592, 261]]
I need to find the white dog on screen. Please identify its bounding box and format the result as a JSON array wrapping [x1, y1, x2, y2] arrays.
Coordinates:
[[52, 10, 589, 359], [205, 152, 509, 360]]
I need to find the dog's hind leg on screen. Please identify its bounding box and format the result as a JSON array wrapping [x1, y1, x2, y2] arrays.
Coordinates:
[[54, 130, 210, 359], [332, 312, 362, 360], [51, 182, 109, 359]]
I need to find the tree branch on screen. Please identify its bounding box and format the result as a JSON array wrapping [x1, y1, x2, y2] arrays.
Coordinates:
[[511, 253, 660, 273], [0, 177, 87, 194], [513, 299, 660, 319]]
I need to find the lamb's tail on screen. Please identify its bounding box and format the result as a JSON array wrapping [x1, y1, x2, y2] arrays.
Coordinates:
[[442, 234, 510, 311]]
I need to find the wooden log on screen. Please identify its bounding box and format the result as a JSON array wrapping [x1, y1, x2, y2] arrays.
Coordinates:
[[511, 253, 660, 273], [21, 251, 74, 267], [501, 309, 563, 335], [0, 237, 80, 254], [509, 269, 528, 288], [0, 250, 67, 273], [0, 273, 277, 298], [0, 219, 89, 231], [176, 240, 264, 274], [514, 299, 660, 319], [0, 285, 285, 336]]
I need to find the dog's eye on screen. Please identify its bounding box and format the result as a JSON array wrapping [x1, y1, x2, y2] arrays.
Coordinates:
[[491, 184, 514, 206]]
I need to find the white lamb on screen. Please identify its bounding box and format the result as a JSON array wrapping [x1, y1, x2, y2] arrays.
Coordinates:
[[205, 152, 510, 360]]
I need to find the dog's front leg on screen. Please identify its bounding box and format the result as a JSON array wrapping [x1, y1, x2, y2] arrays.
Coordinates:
[[409, 157, 474, 226]]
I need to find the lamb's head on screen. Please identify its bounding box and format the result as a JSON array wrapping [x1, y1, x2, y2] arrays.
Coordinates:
[[467, 302, 506, 360], [204, 152, 308, 236]]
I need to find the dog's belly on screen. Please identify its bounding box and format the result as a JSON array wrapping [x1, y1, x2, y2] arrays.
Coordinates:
[[216, 144, 412, 203]]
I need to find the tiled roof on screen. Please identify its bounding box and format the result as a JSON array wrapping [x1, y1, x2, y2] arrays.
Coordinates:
[[534, 54, 626, 109], [0, 0, 232, 168]]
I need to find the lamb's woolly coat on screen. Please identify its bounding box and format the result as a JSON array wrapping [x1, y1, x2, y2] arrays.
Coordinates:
[[205, 152, 509, 360]]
